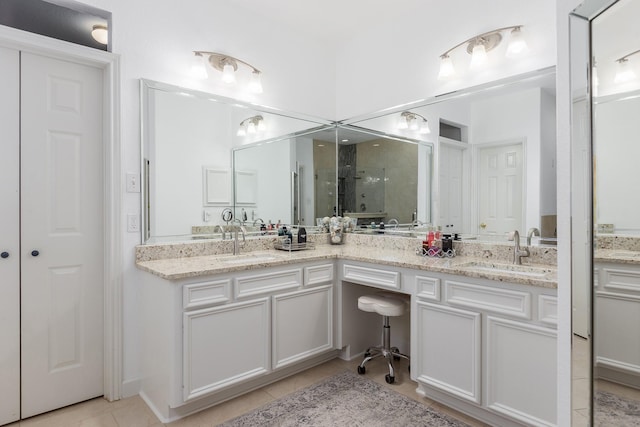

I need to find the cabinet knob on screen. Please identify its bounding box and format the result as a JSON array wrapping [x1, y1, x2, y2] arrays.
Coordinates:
[[1, 252, 8, 259], [31, 250, 39, 257]]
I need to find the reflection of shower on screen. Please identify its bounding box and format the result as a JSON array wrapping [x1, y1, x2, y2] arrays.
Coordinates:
[[355, 168, 385, 213]]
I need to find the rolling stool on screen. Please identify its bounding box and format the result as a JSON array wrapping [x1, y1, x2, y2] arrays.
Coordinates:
[[356, 292, 410, 384]]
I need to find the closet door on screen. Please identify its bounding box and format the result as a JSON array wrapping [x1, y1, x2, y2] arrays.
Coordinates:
[[0, 46, 20, 427], [20, 52, 105, 418]]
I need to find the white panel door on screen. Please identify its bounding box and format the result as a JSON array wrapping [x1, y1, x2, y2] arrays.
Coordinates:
[[486, 316, 557, 427], [416, 301, 481, 404], [20, 52, 104, 418], [272, 285, 333, 369], [0, 45, 21, 427], [439, 143, 464, 233], [183, 298, 270, 401], [478, 143, 523, 236]]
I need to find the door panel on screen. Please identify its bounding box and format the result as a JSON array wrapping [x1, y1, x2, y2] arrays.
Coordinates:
[[20, 52, 104, 418], [478, 143, 523, 235], [0, 45, 21, 427]]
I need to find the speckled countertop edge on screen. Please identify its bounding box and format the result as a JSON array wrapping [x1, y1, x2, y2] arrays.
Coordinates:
[[136, 244, 558, 289]]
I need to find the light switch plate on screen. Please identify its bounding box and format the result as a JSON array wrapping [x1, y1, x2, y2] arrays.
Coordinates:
[[126, 173, 140, 193]]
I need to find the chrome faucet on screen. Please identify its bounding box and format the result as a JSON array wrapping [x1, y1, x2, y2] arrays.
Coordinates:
[[526, 227, 541, 246], [388, 218, 399, 228], [253, 218, 264, 227], [233, 226, 246, 255], [508, 230, 529, 265]]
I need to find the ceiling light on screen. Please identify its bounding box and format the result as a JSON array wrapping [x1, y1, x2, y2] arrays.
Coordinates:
[[237, 115, 265, 137], [193, 51, 263, 92], [91, 24, 108, 45], [505, 26, 529, 58], [613, 50, 640, 84], [399, 111, 430, 135], [437, 25, 527, 79], [190, 52, 208, 79]]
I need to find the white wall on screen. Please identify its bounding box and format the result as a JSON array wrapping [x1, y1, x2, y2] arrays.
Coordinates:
[[67, 0, 562, 399], [335, 0, 557, 119]]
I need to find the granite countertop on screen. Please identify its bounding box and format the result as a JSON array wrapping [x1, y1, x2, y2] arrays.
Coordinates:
[[594, 249, 640, 264], [136, 244, 558, 289]]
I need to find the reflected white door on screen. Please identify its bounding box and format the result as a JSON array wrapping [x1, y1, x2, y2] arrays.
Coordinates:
[[439, 143, 464, 233], [20, 52, 104, 418], [478, 143, 523, 236], [0, 46, 21, 426]]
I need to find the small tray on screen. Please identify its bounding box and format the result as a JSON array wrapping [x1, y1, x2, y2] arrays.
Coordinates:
[[274, 241, 316, 251]]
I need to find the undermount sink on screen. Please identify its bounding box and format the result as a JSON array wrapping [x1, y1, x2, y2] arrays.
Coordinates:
[[458, 261, 555, 278], [219, 253, 280, 264]]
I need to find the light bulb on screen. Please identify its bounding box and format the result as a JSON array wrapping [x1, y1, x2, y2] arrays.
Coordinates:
[[438, 55, 455, 80], [614, 58, 636, 84], [249, 71, 263, 94], [237, 127, 246, 137], [397, 116, 409, 130], [247, 121, 256, 134], [505, 27, 529, 58], [419, 120, 431, 134], [470, 43, 488, 69], [221, 62, 236, 84], [190, 53, 208, 80], [257, 119, 266, 131], [409, 117, 419, 131], [91, 25, 108, 45]]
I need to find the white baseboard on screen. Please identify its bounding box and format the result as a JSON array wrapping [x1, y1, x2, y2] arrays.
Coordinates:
[[121, 378, 141, 399]]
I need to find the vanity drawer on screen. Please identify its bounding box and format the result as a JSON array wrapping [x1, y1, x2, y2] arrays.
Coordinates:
[[234, 268, 302, 299], [416, 276, 441, 301], [183, 279, 231, 310], [304, 263, 334, 286], [445, 280, 531, 319], [538, 295, 557, 326], [343, 264, 400, 290]]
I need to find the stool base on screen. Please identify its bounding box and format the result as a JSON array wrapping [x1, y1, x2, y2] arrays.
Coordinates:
[[356, 315, 410, 384]]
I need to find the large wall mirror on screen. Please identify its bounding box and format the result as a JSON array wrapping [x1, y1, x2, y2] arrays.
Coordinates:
[[141, 67, 557, 244], [346, 67, 557, 240], [571, 0, 640, 425]]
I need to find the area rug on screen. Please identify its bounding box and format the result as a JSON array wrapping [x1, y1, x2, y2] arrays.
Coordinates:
[[219, 370, 471, 426], [595, 391, 640, 426]]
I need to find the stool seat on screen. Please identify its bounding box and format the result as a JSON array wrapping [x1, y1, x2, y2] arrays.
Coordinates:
[[356, 292, 410, 384], [358, 293, 407, 317]]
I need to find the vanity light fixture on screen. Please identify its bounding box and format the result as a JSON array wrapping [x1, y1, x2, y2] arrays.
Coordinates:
[[614, 49, 640, 84], [237, 115, 265, 136], [192, 51, 263, 93], [437, 25, 529, 80], [398, 111, 431, 134], [91, 24, 108, 45]]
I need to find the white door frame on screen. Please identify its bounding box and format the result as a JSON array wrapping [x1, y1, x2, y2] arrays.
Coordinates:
[[0, 26, 122, 401]]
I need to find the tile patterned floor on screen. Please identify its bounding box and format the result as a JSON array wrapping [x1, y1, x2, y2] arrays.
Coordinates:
[[7, 358, 489, 427]]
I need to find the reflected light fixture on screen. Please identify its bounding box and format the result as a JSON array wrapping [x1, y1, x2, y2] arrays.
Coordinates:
[[237, 115, 265, 136], [192, 51, 263, 93], [398, 111, 431, 134], [438, 25, 528, 80], [614, 50, 640, 84], [91, 24, 108, 45]]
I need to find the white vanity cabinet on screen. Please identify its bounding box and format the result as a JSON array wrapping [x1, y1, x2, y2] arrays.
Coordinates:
[[412, 272, 558, 427], [138, 261, 336, 422], [594, 262, 640, 387]]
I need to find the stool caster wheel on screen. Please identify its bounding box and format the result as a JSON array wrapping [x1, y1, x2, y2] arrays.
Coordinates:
[[357, 365, 366, 375], [393, 355, 400, 361], [385, 374, 395, 384], [364, 351, 371, 358]]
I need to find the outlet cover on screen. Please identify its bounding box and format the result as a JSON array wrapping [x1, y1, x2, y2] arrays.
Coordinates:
[[127, 214, 140, 232]]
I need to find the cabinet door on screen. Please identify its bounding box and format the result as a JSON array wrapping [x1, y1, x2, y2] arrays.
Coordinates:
[[416, 301, 481, 404], [595, 292, 640, 375], [273, 285, 333, 369], [183, 298, 270, 402], [0, 45, 20, 427], [486, 316, 557, 427]]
